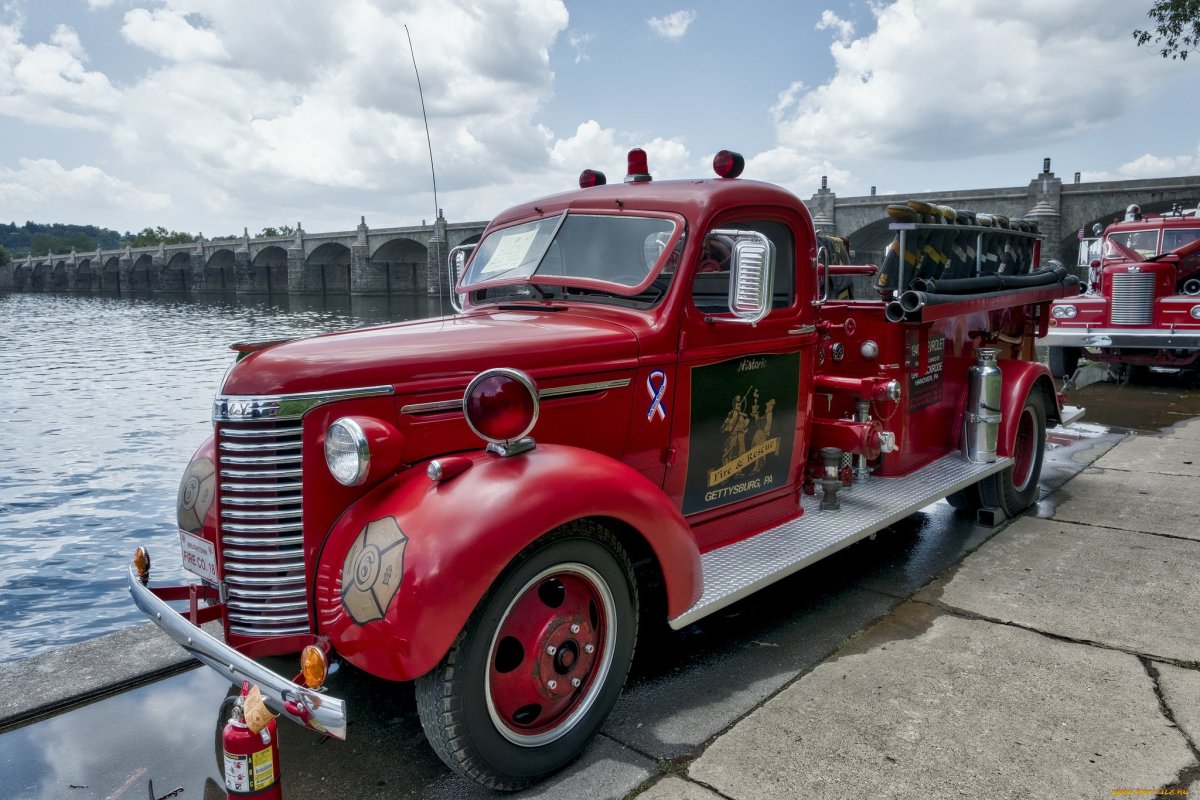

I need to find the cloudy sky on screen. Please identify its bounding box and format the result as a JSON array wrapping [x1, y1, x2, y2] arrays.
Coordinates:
[[1, 0, 1197, 237]]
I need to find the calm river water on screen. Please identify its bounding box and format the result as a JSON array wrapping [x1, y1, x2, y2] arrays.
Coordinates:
[[0, 291, 443, 662]]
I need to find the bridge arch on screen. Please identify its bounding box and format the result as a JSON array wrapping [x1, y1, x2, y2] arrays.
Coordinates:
[[163, 252, 192, 293], [251, 245, 288, 293], [12, 264, 30, 291], [31, 261, 51, 291], [370, 237, 428, 294], [51, 259, 70, 292], [74, 258, 93, 291], [205, 249, 236, 293], [101, 256, 121, 292], [307, 241, 352, 295], [129, 254, 153, 292]]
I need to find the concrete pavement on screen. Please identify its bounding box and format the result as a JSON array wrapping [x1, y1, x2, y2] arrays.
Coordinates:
[[649, 417, 1200, 799]]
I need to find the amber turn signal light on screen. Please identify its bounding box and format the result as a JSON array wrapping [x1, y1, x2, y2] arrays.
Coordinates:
[[133, 547, 151, 581], [300, 644, 328, 689]]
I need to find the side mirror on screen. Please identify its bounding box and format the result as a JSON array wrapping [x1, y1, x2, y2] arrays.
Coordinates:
[[446, 244, 476, 313], [713, 228, 774, 324]]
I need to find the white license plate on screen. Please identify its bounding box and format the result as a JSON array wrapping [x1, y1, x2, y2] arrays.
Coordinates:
[[179, 531, 219, 584]]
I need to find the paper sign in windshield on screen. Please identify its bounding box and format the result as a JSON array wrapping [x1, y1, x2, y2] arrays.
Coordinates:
[[480, 229, 538, 275]]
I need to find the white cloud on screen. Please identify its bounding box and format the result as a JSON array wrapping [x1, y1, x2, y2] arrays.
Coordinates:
[[816, 9, 853, 44], [647, 10, 696, 41], [766, 0, 1182, 191], [549, 120, 693, 181], [0, 158, 173, 217], [86, 0, 117, 8], [0, 20, 120, 129], [1084, 146, 1200, 181], [568, 31, 594, 64], [121, 8, 229, 62]]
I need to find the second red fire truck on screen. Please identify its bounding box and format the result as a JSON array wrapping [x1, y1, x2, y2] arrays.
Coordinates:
[[131, 149, 1079, 790]]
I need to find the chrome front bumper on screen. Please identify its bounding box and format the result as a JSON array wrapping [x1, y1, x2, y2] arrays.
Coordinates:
[[1039, 328, 1200, 349], [127, 564, 347, 739]]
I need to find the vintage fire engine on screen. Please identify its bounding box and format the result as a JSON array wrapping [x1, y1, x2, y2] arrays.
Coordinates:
[[130, 149, 1079, 790], [1041, 204, 1200, 377]]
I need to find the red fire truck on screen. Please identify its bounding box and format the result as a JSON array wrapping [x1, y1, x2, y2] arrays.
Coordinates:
[[1042, 204, 1200, 378], [130, 149, 1079, 790]]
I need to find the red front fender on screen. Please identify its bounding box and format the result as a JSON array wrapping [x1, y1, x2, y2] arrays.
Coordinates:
[[312, 444, 701, 682], [996, 359, 1060, 456]]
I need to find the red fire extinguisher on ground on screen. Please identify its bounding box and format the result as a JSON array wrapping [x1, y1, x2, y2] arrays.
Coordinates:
[[222, 681, 281, 799]]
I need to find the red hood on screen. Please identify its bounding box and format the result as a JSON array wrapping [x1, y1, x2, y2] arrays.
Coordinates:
[[220, 307, 641, 397]]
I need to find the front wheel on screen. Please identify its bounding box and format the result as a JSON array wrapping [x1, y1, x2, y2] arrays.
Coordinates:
[[1047, 346, 1080, 378], [979, 389, 1047, 518], [415, 522, 638, 791]]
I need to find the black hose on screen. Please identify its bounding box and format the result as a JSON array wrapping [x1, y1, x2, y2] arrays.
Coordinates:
[[911, 264, 1071, 295], [899, 272, 1079, 314]]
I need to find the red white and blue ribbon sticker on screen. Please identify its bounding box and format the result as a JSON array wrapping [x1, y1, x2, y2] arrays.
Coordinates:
[[646, 370, 668, 421]]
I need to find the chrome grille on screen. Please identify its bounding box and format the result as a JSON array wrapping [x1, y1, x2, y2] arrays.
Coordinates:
[[217, 420, 310, 637], [1110, 273, 1156, 324]]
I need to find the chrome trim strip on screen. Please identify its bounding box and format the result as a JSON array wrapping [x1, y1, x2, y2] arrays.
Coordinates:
[[127, 564, 347, 739], [222, 508, 304, 520], [223, 534, 304, 546], [224, 559, 305, 573], [220, 468, 304, 479], [223, 548, 304, 561], [400, 378, 632, 415], [1038, 329, 1200, 348], [220, 425, 304, 438], [221, 454, 303, 466], [221, 495, 303, 507], [221, 521, 303, 534], [227, 599, 308, 612], [219, 440, 302, 453], [222, 481, 303, 493], [225, 574, 304, 587], [228, 586, 307, 599], [229, 623, 313, 637], [214, 385, 394, 422]]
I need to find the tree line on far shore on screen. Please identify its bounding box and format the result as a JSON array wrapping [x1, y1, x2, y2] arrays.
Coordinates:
[[0, 222, 299, 263]]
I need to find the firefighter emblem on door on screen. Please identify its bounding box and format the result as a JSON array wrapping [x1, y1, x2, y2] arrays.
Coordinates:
[[683, 353, 799, 514]]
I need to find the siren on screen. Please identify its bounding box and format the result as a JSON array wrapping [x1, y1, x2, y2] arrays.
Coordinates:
[[624, 148, 652, 183], [713, 150, 745, 179], [579, 169, 606, 188]]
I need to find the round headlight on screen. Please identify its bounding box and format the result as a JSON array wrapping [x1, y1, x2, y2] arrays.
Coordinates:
[[464, 368, 539, 444], [1191, 305, 1200, 320], [325, 417, 370, 486], [1052, 305, 1078, 319]]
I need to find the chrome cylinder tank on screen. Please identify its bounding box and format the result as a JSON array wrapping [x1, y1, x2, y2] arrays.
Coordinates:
[[964, 348, 1002, 463]]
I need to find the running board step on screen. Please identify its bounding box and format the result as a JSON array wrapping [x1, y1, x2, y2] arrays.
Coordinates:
[[668, 453, 1013, 629]]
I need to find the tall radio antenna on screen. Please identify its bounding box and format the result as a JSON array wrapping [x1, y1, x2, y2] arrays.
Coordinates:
[[404, 24, 443, 307]]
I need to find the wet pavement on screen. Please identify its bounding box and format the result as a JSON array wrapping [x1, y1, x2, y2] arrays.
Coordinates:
[[2, 371, 1197, 800]]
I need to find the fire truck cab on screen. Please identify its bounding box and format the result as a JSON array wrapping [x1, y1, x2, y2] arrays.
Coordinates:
[[130, 149, 1079, 790], [1042, 204, 1200, 377]]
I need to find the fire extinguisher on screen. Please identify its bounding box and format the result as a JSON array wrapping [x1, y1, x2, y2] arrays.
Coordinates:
[[222, 681, 282, 799]]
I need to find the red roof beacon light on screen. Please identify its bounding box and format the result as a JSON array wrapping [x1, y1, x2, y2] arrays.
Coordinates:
[[579, 169, 607, 189], [625, 148, 652, 183], [713, 150, 745, 179], [463, 368, 539, 456]]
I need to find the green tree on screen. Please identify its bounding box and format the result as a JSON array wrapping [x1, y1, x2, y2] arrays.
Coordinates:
[[1135, 0, 1200, 59], [258, 225, 296, 238], [125, 226, 195, 247], [0, 244, 10, 267]]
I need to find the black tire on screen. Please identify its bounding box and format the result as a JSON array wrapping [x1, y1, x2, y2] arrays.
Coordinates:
[[415, 522, 638, 791], [1047, 346, 1080, 378], [945, 482, 983, 514], [980, 389, 1047, 518]]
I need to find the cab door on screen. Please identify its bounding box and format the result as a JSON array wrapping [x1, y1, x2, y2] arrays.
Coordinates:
[[663, 209, 819, 550]]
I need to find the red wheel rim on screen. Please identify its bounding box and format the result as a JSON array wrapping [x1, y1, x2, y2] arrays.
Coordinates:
[[1011, 406, 1037, 492], [485, 563, 615, 745]]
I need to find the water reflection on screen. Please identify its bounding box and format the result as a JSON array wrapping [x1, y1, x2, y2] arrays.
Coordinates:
[[0, 291, 445, 662]]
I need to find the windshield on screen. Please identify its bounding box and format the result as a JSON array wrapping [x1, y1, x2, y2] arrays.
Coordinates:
[[460, 213, 681, 304], [1163, 228, 1200, 253], [1105, 229, 1159, 258]]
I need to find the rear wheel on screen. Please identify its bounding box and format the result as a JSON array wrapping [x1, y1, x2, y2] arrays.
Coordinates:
[[1047, 346, 1080, 378], [415, 522, 638, 790], [980, 389, 1047, 518]]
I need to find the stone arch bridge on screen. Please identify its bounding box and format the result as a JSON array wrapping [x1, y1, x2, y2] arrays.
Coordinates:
[[806, 162, 1200, 270], [2, 213, 487, 296]]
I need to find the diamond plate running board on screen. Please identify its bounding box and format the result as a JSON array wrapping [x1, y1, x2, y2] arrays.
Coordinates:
[[668, 453, 1013, 629]]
